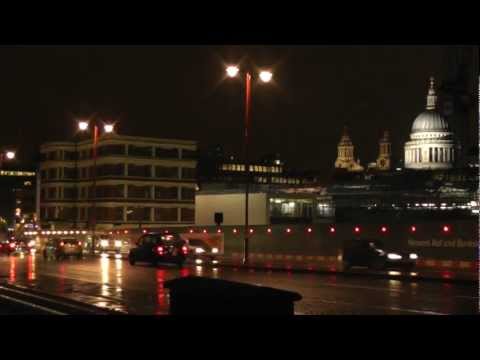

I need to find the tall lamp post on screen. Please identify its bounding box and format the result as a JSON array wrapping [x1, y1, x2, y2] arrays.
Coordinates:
[[0, 150, 16, 229], [225, 65, 273, 265], [77, 118, 115, 253]]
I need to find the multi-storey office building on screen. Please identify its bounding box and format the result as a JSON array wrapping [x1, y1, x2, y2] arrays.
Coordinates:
[[39, 134, 197, 230]]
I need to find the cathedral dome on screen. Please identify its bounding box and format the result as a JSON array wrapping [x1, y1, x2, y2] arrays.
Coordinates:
[[411, 110, 449, 133]]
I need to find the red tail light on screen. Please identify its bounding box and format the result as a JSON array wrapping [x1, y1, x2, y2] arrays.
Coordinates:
[[181, 245, 188, 255], [157, 246, 164, 256], [78, 241, 82, 246], [10, 243, 15, 249]]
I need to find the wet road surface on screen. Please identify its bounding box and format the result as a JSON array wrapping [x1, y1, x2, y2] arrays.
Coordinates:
[[0, 254, 477, 315]]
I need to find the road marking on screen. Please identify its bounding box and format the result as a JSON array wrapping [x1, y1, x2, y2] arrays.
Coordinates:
[[0, 294, 67, 315]]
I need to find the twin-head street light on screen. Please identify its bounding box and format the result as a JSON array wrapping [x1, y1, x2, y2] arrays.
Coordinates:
[[76, 116, 116, 251], [225, 64, 274, 265]]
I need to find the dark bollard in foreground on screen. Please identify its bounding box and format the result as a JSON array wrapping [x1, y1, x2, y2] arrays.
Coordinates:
[[164, 276, 302, 315]]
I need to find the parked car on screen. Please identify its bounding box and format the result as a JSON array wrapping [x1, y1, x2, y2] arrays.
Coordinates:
[[128, 232, 188, 267], [0, 241, 16, 255], [342, 238, 418, 271], [43, 238, 83, 260], [186, 238, 220, 265]]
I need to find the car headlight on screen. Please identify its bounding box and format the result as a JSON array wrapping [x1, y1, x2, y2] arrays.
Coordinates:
[[195, 248, 205, 254], [114, 240, 122, 248], [212, 247, 218, 254], [376, 249, 385, 256], [409, 253, 418, 260], [387, 253, 402, 260], [100, 240, 109, 248]]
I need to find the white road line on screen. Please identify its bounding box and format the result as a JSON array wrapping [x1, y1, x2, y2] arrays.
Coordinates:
[[0, 294, 66, 315]]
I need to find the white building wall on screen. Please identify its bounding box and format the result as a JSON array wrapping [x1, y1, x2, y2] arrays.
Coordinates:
[[195, 193, 269, 226]]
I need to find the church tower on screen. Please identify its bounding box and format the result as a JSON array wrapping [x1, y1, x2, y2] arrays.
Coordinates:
[[376, 130, 391, 170], [335, 126, 364, 172]]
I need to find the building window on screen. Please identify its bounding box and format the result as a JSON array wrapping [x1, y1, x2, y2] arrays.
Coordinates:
[[128, 145, 152, 158], [63, 167, 77, 179], [434, 148, 438, 162], [98, 144, 126, 156], [181, 167, 196, 179], [97, 164, 124, 177], [57, 207, 76, 221], [156, 147, 179, 159], [440, 148, 444, 162], [96, 207, 123, 221], [154, 166, 177, 179], [80, 167, 88, 179], [80, 187, 87, 199], [181, 149, 197, 159], [180, 187, 195, 201], [154, 207, 178, 222], [155, 186, 178, 200], [47, 187, 57, 200], [47, 151, 60, 161], [429, 148, 433, 162], [48, 168, 58, 180], [64, 151, 76, 161], [126, 207, 151, 222], [41, 170, 47, 180], [63, 187, 78, 199], [127, 185, 151, 199], [96, 185, 124, 198], [79, 207, 87, 221], [128, 164, 152, 177], [419, 148, 422, 163], [181, 208, 194, 222]]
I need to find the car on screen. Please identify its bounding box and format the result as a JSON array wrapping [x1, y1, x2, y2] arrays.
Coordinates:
[[43, 238, 83, 260], [186, 238, 220, 265], [342, 238, 418, 271], [128, 232, 188, 267], [0, 241, 16, 255]]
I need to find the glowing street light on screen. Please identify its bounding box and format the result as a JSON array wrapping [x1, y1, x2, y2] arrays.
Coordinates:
[[104, 123, 115, 133], [259, 70, 273, 83], [226, 65, 240, 78], [78, 121, 89, 131], [5, 151, 15, 160]]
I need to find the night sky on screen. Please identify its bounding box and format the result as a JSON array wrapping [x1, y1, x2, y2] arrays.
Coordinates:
[[0, 46, 477, 177]]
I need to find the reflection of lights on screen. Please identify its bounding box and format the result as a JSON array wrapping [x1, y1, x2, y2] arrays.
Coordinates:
[[100, 253, 109, 258], [195, 266, 203, 275], [115, 253, 122, 259]]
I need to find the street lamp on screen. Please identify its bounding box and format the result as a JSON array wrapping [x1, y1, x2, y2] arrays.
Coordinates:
[[77, 117, 116, 253], [0, 150, 16, 168], [225, 64, 274, 265]]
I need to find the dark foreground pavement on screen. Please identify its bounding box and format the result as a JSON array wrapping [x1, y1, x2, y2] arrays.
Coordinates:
[[0, 254, 477, 315]]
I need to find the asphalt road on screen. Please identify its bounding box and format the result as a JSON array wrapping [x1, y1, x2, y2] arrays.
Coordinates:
[[0, 254, 477, 315]]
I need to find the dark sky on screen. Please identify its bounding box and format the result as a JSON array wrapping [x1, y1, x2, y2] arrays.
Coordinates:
[[0, 46, 477, 175]]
